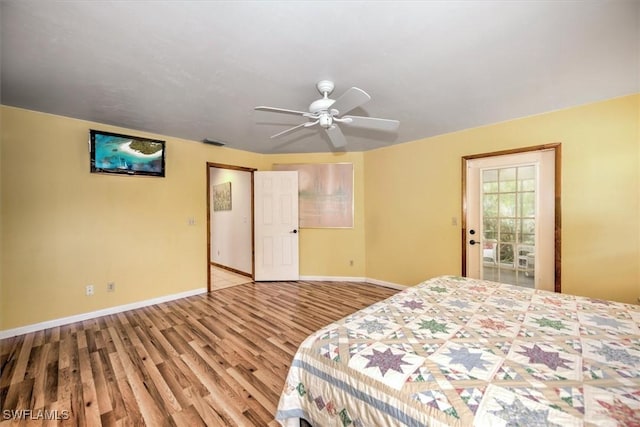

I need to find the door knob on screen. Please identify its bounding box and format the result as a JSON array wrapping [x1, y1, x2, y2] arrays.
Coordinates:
[[290, 229, 298, 234], [469, 239, 479, 245]]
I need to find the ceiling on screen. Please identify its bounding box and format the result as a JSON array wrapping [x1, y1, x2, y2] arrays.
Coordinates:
[[1, 1, 638, 154]]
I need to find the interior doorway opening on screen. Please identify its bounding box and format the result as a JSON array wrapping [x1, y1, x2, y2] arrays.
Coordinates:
[[206, 162, 256, 292]]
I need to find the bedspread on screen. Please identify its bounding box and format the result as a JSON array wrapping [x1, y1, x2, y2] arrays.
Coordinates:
[[275, 276, 640, 427]]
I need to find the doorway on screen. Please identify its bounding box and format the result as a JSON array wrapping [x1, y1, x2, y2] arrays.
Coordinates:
[[462, 144, 561, 292], [206, 162, 256, 292]]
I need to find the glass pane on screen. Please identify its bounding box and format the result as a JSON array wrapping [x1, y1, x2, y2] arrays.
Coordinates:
[[520, 233, 535, 244], [483, 218, 498, 239], [483, 194, 498, 217], [498, 243, 514, 264], [521, 218, 535, 234], [499, 168, 516, 192], [520, 192, 535, 217], [500, 218, 516, 234], [499, 233, 515, 244], [482, 169, 499, 193], [519, 179, 535, 192], [499, 193, 516, 217], [518, 166, 536, 191], [484, 231, 498, 241]]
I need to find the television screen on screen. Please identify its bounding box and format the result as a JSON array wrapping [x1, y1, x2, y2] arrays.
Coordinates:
[[90, 129, 166, 177]]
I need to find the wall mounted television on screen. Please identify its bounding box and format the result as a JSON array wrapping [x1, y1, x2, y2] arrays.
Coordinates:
[[90, 129, 166, 177]]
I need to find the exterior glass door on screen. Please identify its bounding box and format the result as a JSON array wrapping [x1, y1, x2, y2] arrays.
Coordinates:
[[464, 149, 556, 292]]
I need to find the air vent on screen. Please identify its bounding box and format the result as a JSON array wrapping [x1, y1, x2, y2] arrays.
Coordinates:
[[202, 138, 225, 147]]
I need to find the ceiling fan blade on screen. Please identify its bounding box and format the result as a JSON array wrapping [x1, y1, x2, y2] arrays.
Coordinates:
[[255, 106, 307, 116], [341, 115, 400, 131], [270, 122, 310, 139], [325, 125, 347, 148], [330, 87, 371, 116]]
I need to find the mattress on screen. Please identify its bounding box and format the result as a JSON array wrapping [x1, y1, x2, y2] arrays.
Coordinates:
[[275, 276, 640, 426]]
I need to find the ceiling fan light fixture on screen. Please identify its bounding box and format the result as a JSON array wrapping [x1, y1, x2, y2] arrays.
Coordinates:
[[319, 114, 333, 128]]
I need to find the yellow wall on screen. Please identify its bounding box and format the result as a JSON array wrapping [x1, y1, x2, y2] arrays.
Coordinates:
[[268, 153, 366, 278], [365, 94, 640, 304], [2, 94, 639, 331], [0, 106, 266, 330], [0, 107, 366, 331]]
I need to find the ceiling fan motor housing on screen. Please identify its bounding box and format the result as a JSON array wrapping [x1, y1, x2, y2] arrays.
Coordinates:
[[316, 80, 335, 95]]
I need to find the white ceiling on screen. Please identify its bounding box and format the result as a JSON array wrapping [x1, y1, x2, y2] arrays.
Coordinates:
[[1, 1, 638, 154]]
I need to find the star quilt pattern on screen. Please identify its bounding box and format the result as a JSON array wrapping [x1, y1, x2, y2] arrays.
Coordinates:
[[275, 276, 640, 426]]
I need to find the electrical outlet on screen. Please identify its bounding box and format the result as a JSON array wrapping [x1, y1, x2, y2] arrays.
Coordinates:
[[86, 285, 94, 296], [107, 282, 115, 292]]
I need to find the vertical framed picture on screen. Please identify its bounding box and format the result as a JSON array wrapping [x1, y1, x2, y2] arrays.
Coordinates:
[[213, 182, 232, 211]]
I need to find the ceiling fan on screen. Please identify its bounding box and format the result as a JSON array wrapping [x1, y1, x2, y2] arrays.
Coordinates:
[[255, 80, 399, 148]]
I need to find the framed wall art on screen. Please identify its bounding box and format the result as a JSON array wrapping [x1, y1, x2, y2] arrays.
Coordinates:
[[274, 163, 353, 228], [213, 181, 232, 211]]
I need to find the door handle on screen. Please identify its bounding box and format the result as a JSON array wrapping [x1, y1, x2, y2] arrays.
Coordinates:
[[469, 239, 479, 245], [290, 229, 298, 234]]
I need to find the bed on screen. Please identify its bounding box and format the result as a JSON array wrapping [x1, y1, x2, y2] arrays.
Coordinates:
[[275, 276, 640, 426]]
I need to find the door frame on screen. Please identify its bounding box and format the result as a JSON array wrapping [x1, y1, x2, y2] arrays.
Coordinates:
[[206, 162, 257, 292], [461, 143, 562, 292]]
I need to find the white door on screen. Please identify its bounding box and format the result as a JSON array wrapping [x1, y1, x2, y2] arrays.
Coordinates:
[[465, 150, 556, 291], [254, 171, 299, 281]]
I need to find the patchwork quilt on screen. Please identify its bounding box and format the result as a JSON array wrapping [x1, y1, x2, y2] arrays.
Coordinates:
[[275, 276, 640, 427]]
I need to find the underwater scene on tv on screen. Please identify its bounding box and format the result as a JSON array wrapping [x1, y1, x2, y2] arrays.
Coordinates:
[[93, 132, 165, 176]]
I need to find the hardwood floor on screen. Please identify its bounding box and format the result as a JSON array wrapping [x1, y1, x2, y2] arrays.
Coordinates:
[[0, 281, 397, 426]]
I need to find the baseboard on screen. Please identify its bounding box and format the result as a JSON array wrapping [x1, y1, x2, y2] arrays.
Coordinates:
[[299, 275, 407, 290], [210, 262, 252, 278], [0, 287, 207, 340], [299, 275, 366, 282], [364, 278, 408, 290]]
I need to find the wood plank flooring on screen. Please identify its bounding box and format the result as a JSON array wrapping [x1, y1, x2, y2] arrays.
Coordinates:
[[0, 281, 397, 426]]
